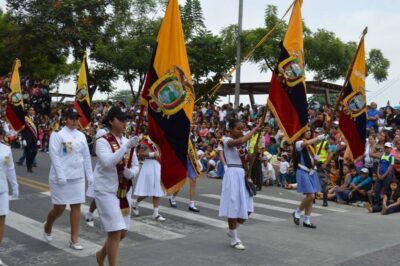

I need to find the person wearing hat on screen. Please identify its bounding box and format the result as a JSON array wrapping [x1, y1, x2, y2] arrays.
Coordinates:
[[366, 179, 400, 214], [344, 167, 373, 205], [0, 126, 19, 265], [93, 106, 139, 266], [373, 142, 394, 207], [43, 107, 94, 250]]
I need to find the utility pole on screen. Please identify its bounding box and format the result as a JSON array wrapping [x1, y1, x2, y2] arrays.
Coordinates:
[[234, 0, 243, 109]]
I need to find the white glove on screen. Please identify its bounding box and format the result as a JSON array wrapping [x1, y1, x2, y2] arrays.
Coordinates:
[[224, 165, 228, 172], [58, 178, 67, 185], [87, 179, 94, 187], [22, 140, 27, 147], [123, 168, 133, 180], [313, 155, 320, 162], [11, 191, 19, 200], [125, 136, 139, 149], [37, 140, 41, 146], [317, 134, 326, 141]]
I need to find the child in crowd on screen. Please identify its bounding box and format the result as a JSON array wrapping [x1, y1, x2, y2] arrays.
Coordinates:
[[365, 179, 400, 214], [278, 153, 290, 188]]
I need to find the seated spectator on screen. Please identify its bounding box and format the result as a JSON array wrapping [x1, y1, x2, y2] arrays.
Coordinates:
[[341, 167, 372, 205], [335, 165, 361, 204], [365, 179, 400, 214], [262, 153, 275, 186]]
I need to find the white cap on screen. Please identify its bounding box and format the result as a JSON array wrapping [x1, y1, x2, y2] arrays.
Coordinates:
[[360, 168, 369, 174], [384, 142, 392, 148]]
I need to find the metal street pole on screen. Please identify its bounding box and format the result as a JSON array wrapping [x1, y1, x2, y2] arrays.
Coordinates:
[[234, 0, 243, 109]]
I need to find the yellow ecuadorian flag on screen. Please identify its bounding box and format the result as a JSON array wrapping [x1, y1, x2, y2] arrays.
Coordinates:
[[74, 54, 91, 128], [267, 0, 308, 143], [339, 28, 367, 160], [6, 59, 25, 132], [140, 0, 195, 195]]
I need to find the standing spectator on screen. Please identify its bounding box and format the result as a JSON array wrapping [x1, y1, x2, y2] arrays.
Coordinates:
[[374, 142, 394, 208], [366, 102, 380, 130]]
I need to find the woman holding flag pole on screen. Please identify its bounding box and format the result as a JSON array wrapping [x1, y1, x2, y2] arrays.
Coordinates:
[[93, 106, 139, 266]]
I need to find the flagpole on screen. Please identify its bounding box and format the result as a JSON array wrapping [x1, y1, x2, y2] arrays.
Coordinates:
[[317, 27, 368, 158], [234, 0, 243, 109]]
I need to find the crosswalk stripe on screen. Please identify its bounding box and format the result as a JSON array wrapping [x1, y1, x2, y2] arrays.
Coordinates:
[[254, 194, 347, 212], [41, 192, 185, 241], [138, 202, 228, 229], [6, 210, 102, 258], [174, 196, 285, 222], [201, 194, 322, 217]]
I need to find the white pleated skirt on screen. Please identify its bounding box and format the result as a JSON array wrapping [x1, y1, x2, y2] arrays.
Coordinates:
[[219, 167, 254, 219], [95, 190, 131, 232], [134, 159, 164, 197], [49, 179, 85, 205], [0, 192, 9, 216]]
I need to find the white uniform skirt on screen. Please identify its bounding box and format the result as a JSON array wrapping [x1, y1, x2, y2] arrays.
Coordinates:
[[134, 159, 164, 197], [0, 192, 9, 216], [219, 167, 254, 219], [95, 190, 131, 232], [49, 179, 85, 205]]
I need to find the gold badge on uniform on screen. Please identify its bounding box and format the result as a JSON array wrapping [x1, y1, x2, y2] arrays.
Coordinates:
[[4, 156, 10, 166], [66, 142, 73, 153]]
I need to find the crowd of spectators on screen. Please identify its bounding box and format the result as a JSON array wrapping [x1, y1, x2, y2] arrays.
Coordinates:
[[1, 93, 400, 214]]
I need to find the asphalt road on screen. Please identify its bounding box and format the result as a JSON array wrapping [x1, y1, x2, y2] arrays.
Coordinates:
[[2, 148, 400, 266]]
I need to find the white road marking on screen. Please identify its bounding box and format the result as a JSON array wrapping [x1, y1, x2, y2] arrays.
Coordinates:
[[174, 196, 285, 222], [201, 194, 322, 216]]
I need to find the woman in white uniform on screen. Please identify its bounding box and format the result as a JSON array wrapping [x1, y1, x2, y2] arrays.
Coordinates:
[[0, 127, 19, 265], [131, 136, 166, 221], [94, 107, 139, 266], [219, 119, 261, 250], [43, 108, 94, 250]]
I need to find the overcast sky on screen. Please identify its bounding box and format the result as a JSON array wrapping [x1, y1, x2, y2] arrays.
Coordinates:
[[1, 0, 399, 107]]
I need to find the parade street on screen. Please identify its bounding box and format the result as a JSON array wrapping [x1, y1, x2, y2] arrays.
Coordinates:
[[0, 149, 397, 266]]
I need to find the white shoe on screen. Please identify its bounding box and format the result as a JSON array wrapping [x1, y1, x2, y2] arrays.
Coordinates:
[[131, 206, 139, 216], [85, 213, 94, 227], [152, 214, 166, 222], [43, 222, 52, 242], [70, 241, 84, 250], [231, 241, 245, 250]]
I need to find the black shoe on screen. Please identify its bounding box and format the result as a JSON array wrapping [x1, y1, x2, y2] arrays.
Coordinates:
[[27, 169, 33, 173], [169, 198, 177, 208], [303, 222, 317, 229], [292, 211, 300, 226], [188, 206, 200, 213], [322, 202, 328, 207], [16, 161, 23, 166]]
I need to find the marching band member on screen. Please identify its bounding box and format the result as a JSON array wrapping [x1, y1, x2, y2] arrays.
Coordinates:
[[94, 107, 139, 266], [43, 108, 94, 250], [219, 119, 261, 250], [0, 127, 19, 265], [131, 136, 166, 221], [292, 129, 324, 229]]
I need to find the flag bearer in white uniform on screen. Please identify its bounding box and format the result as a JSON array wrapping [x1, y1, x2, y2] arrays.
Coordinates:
[[43, 108, 94, 250], [219, 119, 261, 250], [0, 127, 19, 265], [131, 136, 166, 221], [93, 107, 139, 266]]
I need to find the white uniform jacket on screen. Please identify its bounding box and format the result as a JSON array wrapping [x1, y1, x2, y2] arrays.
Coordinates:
[[49, 127, 94, 183], [0, 142, 18, 196], [94, 135, 139, 193]]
